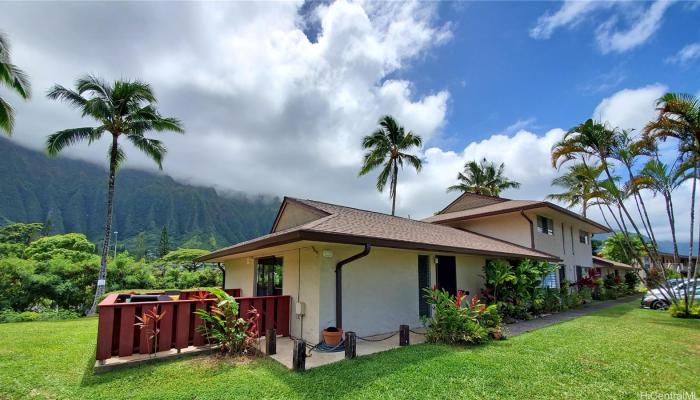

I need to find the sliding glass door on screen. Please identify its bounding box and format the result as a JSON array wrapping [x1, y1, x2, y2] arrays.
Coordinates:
[[255, 256, 283, 296]]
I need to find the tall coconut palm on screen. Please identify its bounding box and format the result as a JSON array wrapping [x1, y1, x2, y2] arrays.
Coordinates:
[[634, 158, 692, 263], [547, 162, 604, 218], [0, 32, 31, 135], [46, 76, 183, 314], [645, 92, 700, 309], [359, 115, 422, 216], [447, 158, 520, 197]]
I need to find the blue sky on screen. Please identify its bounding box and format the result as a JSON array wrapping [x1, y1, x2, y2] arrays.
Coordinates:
[[395, 1, 700, 150]]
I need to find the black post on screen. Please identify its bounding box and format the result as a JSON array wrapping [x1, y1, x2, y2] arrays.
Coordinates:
[[293, 339, 306, 372], [399, 325, 409, 346], [266, 328, 276, 355], [344, 331, 356, 359]]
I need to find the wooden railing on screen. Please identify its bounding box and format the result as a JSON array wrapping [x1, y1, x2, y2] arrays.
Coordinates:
[[95, 292, 290, 362]]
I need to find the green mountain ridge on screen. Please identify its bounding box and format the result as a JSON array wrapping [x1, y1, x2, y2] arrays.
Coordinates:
[[0, 137, 280, 253]]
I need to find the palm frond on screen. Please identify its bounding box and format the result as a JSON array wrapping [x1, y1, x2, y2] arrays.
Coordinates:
[[0, 63, 30, 99], [127, 134, 166, 169], [46, 127, 103, 156], [46, 85, 88, 109], [0, 96, 14, 135], [375, 161, 392, 192]]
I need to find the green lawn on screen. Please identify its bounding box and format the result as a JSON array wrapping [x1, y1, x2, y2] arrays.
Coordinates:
[[1, 301, 698, 400]]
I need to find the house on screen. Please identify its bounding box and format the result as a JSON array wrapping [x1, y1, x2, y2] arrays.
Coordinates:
[[641, 251, 696, 275], [423, 192, 609, 286], [197, 193, 608, 344], [592, 255, 639, 278]]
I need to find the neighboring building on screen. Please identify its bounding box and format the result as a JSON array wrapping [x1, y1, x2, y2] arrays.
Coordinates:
[[641, 252, 696, 275], [423, 192, 609, 287], [592, 255, 640, 278], [198, 193, 607, 344]]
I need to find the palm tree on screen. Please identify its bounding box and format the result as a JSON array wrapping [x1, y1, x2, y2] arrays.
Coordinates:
[[645, 92, 700, 310], [358, 115, 422, 216], [634, 158, 692, 266], [547, 162, 604, 218], [447, 158, 520, 197], [0, 32, 31, 135], [46, 76, 183, 314]]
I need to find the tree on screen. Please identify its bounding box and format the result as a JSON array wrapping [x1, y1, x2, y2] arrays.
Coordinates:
[[46, 76, 183, 314], [644, 92, 700, 312], [134, 231, 147, 260], [158, 248, 210, 272], [600, 232, 646, 266], [447, 158, 520, 197], [0, 32, 31, 135], [0, 223, 44, 245], [358, 115, 422, 216], [158, 226, 170, 258], [547, 163, 604, 218]]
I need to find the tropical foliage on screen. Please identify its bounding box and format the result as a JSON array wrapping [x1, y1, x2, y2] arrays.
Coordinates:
[[194, 288, 260, 355], [422, 288, 503, 345], [359, 115, 422, 215], [46, 75, 184, 313], [0, 32, 31, 135], [600, 232, 646, 265], [547, 163, 605, 217], [0, 223, 220, 317], [447, 158, 520, 197]]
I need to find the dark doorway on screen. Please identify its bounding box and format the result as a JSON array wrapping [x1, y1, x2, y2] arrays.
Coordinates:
[[435, 255, 457, 296], [255, 256, 283, 296], [418, 255, 431, 318]]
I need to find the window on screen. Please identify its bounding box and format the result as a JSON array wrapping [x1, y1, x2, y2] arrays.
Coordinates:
[[536, 215, 554, 235], [579, 230, 589, 244], [255, 257, 283, 296], [541, 270, 557, 288]]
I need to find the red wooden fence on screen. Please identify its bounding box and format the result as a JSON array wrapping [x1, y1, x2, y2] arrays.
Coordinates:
[[96, 292, 290, 362]]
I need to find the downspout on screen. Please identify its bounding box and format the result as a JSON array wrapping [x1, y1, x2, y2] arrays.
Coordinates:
[[335, 244, 371, 329], [520, 210, 535, 249], [217, 262, 225, 289]]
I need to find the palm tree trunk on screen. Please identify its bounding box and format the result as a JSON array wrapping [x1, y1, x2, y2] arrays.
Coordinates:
[[390, 160, 398, 216], [691, 161, 699, 308], [88, 135, 118, 315]]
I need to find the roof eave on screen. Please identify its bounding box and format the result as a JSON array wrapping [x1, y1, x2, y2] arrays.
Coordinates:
[[197, 229, 561, 263]]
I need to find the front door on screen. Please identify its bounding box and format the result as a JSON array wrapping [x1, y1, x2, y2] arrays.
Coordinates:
[[435, 255, 457, 296]]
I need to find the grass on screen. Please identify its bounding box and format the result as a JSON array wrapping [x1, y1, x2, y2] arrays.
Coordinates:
[[0, 300, 698, 399]]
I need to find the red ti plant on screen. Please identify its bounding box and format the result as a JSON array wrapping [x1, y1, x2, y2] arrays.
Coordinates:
[[135, 306, 166, 356]]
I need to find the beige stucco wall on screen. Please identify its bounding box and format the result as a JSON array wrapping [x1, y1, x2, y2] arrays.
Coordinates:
[[449, 209, 595, 286], [225, 243, 488, 343], [454, 213, 531, 248], [316, 246, 487, 339], [224, 246, 322, 342]]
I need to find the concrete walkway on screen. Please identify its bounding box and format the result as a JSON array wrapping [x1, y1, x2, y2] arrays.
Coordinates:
[[506, 295, 639, 337]]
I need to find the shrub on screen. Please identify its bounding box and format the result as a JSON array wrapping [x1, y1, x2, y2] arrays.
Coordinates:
[[624, 272, 640, 291], [423, 289, 503, 345], [668, 301, 700, 319], [195, 288, 260, 355], [0, 308, 79, 323]]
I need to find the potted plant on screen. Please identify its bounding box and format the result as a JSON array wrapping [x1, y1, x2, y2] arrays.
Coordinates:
[[322, 326, 343, 346]]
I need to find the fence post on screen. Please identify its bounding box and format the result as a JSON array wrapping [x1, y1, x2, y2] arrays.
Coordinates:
[[266, 328, 276, 355], [344, 331, 356, 359], [399, 324, 409, 346], [293, 339, 306, 372]]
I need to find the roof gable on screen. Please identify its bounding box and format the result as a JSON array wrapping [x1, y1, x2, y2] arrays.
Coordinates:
[[437, 192, 507, 214], [270, 197, 329, 233]]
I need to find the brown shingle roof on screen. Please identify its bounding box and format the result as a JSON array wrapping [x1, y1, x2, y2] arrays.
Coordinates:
[[197, 197, 561, 262], [423, 199, 610, 233], [592, 256, 639, 270]]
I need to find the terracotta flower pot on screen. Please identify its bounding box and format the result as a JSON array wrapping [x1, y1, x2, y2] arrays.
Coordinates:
[[323, 327, 344, 346]]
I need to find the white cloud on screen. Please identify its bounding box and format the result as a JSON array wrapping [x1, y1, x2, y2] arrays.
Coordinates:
[[592, 84, 668, 132], [2, 0, 451, 215], [530, 1, 610, 39], [666, 42, 700, 66], [595, 0, 674, 54], [531, 0, 674, 54]]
